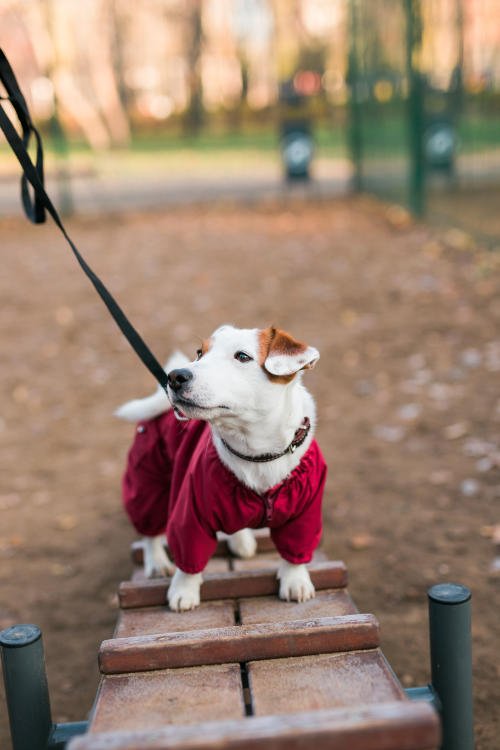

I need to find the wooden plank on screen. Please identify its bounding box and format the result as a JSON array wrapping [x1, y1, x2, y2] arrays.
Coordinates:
[[130, 556, 230, 583], [69, 700, 441, 750], [130, 529, 275, 565], [89, 664, 244, 734], [232, 549, 328, 571], [99, 614, 379, 675], [114, 600, 236, 638], [239, 589, 358, 624], [248, 649, 405, 715], [119, 561, 348, 609]]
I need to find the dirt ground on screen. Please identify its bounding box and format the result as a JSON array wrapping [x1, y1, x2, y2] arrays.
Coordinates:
[[0, 196, 498, 749]]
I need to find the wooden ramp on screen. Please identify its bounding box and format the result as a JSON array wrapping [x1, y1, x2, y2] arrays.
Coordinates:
[[69, 532, 440, 750]]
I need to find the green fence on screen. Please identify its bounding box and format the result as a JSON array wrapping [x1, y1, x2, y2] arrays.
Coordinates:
[[348, 0, 500, 243]]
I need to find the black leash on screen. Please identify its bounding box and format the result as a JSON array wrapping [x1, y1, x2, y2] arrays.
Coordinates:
[[0, 48, 169, 392]]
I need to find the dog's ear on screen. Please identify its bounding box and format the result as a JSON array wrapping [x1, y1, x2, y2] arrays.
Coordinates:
[[260, 327, 320, 379]]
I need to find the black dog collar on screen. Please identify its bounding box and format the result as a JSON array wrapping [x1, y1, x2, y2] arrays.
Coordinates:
[[220, 417, 311, 463]]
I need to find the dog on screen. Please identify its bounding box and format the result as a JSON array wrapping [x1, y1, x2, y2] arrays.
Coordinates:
[[116, 325, 327, 611]]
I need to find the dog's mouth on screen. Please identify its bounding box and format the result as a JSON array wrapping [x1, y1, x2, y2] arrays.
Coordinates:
[[172, 397, 229, 421]]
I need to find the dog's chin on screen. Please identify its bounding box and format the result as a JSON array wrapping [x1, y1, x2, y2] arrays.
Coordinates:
[[172, 398, 229, 422]]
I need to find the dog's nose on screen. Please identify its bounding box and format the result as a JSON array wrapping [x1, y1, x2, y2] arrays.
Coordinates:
[[167, 368, 193, 392]]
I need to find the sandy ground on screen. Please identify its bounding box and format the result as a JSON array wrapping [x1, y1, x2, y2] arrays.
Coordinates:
[[0, 196, 499, 748]]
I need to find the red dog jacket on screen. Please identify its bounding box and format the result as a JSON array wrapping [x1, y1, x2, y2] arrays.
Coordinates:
[[123, 409, 327, 574]]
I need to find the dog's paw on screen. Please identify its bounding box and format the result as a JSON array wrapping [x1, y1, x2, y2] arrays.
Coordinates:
[[143, 536, 175, 579], [167, 570, 202, 612], [226, 528, 257, 559], [277, 561, 315, 603]]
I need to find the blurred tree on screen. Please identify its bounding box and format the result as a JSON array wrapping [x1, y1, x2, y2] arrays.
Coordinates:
[[183, 0, 204, 135], [23, 0, 130, 150]]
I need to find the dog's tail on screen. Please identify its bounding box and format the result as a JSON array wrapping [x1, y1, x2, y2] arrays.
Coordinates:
[[114, 351, 190, 422]]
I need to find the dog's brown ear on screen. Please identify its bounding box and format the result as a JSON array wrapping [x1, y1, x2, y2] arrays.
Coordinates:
[[259, 327, 320, 379]]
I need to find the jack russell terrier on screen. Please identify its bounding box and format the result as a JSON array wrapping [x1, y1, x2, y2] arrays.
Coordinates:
[[116, 325, 327, 611]]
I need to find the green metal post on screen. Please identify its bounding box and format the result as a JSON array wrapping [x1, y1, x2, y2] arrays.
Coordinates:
[[0, 624, 53, 750], [428, 583, 474, 750], [405, 0, 425, 215]]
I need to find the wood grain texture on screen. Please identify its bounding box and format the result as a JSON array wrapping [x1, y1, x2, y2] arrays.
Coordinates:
[[69, 700, 440, 750], [248, 649, 405, 714], [239, 588, 358, 624], [114, 600, 236, 638], [88, 664, 244, 733], [99, 614, 379, 674], [119, 561, 348, 609], [231, 549, 328, 571]]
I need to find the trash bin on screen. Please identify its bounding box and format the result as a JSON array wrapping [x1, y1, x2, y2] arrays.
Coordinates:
[[424, 116, 457, 173], [278, 79, 314, 181]]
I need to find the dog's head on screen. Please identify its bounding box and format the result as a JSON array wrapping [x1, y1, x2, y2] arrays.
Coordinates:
[[167, 325, 319, 422]]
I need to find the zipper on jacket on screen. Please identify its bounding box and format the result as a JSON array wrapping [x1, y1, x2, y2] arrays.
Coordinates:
[[263, 494, 274, 522]]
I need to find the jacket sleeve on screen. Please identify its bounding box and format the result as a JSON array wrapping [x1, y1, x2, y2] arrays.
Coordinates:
[[166, 485, 218, 575], [122, 418, 172, 537], [270, 444, 327, 565]]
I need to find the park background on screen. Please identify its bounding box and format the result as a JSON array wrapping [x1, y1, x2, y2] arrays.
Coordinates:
[[0, 1, 499, 748]]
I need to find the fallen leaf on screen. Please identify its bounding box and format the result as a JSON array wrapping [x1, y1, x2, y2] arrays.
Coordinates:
[[422, 240, 444, 259], [385, 205, 412, 229], [429, 470, 452, 485], [9, 534, 25, 547], [443, 228, 474, 251], [55, 515, 78, 531], [349, 534, 375, 551], [50, 563, 71, 577], [54, 306, 75, 326], [480, 525, 495, 538], [340, 309, 359, 327], [444, 422, 468, 440]]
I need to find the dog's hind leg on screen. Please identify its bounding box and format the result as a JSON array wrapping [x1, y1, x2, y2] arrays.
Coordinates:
[[222, 528, 257, 559], [143, 535, 175, 578]]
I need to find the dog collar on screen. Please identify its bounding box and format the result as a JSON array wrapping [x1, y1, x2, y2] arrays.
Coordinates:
[[220, 417, 311, 463]]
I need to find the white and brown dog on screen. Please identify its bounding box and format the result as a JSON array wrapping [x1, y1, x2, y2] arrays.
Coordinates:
[[116, 325, 327, 611]]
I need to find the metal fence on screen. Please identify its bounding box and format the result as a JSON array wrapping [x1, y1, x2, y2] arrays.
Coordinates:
[[348, 0, 500, 244]]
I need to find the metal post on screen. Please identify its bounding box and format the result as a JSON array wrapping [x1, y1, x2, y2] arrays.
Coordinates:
[[428, 583, 474, 750], [0, 624, 53, 750]]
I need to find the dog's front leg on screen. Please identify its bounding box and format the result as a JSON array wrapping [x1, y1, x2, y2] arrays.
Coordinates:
[[277, 560, 315, 602], [143, 535, 175, 578], [168, 569, 203, 611]]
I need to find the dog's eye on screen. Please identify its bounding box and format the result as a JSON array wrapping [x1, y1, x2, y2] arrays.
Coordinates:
[[196, 349, 203, 360], [234, 351, 253, 363]]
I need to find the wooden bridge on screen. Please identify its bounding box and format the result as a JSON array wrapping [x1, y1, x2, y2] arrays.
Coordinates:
[[67, 531, 440, 750]]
